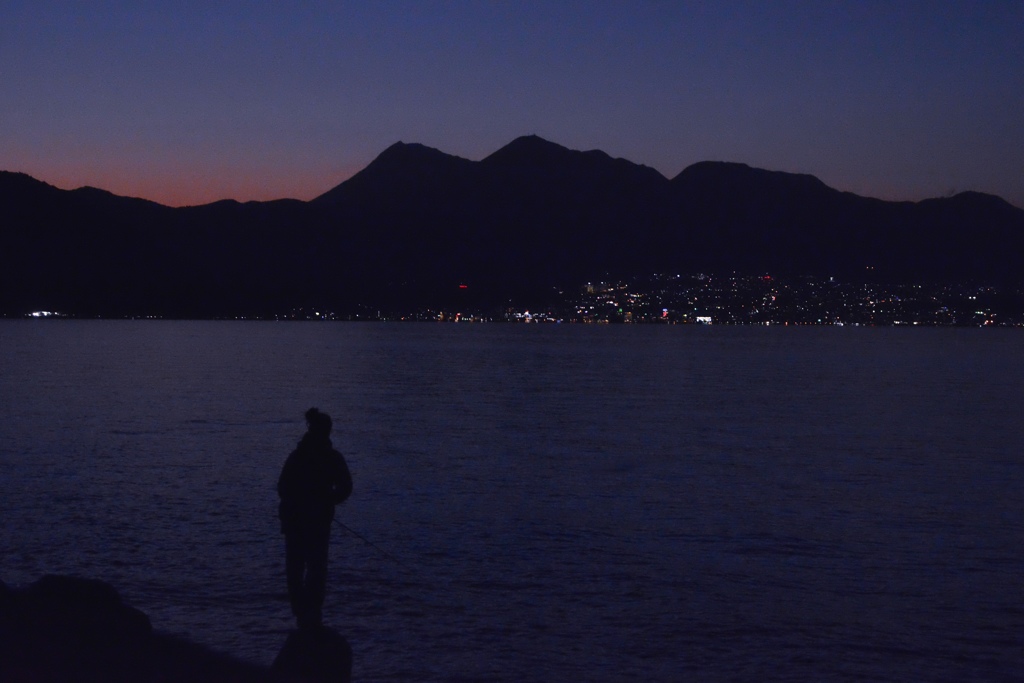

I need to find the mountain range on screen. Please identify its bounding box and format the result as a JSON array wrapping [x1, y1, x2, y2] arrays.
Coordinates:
[[2, 135, 1022, 317]]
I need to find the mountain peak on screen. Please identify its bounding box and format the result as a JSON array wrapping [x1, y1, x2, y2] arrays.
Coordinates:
[[482, 135, 575, 166], [480, 136, 666, 186], [917, 190, 1023, 220], [371, 141, 459, 165], [313, 141, 475, 204], [924, 190, 1013, 208], [672, 160, 832, 195], [505, 134, 567, 151], [0, 171, 57, 196]]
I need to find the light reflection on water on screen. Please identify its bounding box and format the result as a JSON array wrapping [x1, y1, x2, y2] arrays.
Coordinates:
[[1, 321, 1022, 681]]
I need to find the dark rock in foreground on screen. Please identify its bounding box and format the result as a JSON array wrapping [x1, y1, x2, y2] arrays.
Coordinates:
[[0, 575, 351, 682], [273, 626, 353, 682]]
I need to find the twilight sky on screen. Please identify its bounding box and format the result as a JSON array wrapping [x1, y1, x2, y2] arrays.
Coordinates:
[[2, 1, 1022, 208]]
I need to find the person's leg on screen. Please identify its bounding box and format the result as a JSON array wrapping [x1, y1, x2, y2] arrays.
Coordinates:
[[284, 533, 306, 618], [304, 523, 332, 625]]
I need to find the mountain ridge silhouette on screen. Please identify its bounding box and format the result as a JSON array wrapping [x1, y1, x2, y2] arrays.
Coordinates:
[[2, 137, 1022, 316]]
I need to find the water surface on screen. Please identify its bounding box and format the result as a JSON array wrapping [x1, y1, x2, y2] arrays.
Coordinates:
[[1, 321, 1021, 681]]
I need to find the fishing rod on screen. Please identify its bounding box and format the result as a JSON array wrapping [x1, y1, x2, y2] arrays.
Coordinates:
[[333, 518, 414, 571], [333, 519, 502, 614]]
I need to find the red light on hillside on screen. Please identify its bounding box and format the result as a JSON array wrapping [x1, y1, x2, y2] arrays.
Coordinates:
[[458, 284, 468, 289]]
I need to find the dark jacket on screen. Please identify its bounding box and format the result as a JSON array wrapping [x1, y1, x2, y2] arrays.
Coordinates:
[[277, 434, 352, 533]]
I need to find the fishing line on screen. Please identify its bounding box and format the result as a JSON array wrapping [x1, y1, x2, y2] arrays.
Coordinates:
[[331, 519, 519, 616], [332, 518, 415, 572]]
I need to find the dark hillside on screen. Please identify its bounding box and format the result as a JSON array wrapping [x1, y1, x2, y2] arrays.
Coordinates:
[[2, 136, 1022, 317]]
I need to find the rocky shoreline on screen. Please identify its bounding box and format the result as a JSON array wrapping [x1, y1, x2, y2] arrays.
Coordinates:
[[0, 575, 351, 682]]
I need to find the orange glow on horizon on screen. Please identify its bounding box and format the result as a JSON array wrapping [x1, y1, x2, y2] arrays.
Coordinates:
[[9, 162, 367, 207]]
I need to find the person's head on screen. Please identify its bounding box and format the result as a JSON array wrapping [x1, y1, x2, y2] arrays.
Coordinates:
[[305, 407, 332, 439]]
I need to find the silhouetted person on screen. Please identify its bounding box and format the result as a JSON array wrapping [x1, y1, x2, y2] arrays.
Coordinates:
[[278, 408, 352, 629]]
